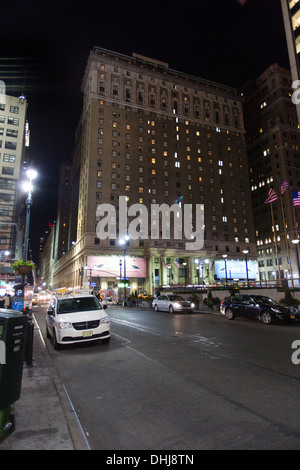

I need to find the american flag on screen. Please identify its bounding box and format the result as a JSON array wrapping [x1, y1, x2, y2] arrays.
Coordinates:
[[280, 179, 288, 195], [292, 191, 300, 206], [174, 258, 181, 268], [264, 188, 278, 204]]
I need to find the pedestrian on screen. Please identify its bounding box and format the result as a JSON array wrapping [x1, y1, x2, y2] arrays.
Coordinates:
[[0, 296, 5, 308], [156, 289, 161, 298], [3, 293, 10, 309]]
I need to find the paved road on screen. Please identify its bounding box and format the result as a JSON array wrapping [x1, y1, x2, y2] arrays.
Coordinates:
[[35, 305, 300, 450]]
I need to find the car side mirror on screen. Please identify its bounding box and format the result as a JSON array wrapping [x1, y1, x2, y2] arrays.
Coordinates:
[[102, 304, 107, 309], [47, 309, 54, 316]]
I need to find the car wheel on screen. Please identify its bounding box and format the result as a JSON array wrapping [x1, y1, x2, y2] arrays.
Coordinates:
[[46, 322, 51, 338], [154, 304, 159, 312], [169, 305, 174, 313], [53, 330, 61, 350], [225, 308, 234, 320], [261, 311, 272, 324]]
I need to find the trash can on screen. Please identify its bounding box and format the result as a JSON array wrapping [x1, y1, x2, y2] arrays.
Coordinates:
[[0, 310, 28, 437]]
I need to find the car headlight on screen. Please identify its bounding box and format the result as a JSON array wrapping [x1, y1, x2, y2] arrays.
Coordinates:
[[58, 321, 72, 329], [100, 315, 110, 324], [173, 302, 181, 308], [191, 303, 195, 308]]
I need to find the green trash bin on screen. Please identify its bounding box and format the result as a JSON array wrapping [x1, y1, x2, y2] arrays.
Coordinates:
[[0, 310, 28, 437]]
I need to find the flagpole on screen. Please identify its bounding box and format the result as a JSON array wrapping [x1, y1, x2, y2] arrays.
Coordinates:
[[278, 178, 293, 287], [264, 187, 281, 284], [269, 201, 281, 283], [290, 188, 300, 280]]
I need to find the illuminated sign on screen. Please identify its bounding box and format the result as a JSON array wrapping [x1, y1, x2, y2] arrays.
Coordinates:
[[215, 259, 257, 280], [86, 255, 147, 278]]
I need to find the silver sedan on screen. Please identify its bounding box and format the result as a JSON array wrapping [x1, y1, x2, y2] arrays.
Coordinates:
[[152, 294, 195, 313]]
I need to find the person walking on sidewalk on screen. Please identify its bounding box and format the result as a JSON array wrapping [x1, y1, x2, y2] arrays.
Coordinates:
[[3, 293, 10, 309]]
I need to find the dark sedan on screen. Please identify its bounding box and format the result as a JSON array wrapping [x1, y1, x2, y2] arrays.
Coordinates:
[[220, 294, 299, 324]]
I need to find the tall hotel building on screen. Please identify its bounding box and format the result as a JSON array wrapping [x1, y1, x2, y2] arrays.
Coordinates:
[[281, 0, 300, 124], [51, 47, 256, 294], [0, 88, 29, 279], [242, 63, 300, 284]]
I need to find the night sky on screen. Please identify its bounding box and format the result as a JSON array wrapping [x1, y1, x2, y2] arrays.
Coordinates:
[[0, 0, 289, 262]]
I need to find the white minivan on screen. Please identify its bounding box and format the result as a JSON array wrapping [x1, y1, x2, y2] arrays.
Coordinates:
[[46, 294, 110, 349]]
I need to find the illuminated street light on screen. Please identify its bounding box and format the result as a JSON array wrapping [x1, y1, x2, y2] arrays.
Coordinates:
[[222, 254, 228, 286], [194, 259, 200, 286], [243, 249, 249, 288], [183, 262, 187, 288], [22, 168, 37, 367], [119, 235, 129, 302], [23, 168, 38, 263]]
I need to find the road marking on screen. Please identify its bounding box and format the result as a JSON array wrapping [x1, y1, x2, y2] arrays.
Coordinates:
[[110, 317, 162, 336], [62, 384, 91, 450]]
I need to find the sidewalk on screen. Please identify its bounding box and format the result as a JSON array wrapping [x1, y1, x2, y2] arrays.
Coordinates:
[[0, 318, 88, 451], [0, 306, 216, 450]]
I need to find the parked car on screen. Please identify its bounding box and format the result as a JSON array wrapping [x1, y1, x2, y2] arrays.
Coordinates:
[[220, 294, 299, 324], [46, 294, 110, 349], [152, 294, 195, 313]]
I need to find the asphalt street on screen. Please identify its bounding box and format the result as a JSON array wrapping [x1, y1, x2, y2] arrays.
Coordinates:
[[33, 303, 300, 450]]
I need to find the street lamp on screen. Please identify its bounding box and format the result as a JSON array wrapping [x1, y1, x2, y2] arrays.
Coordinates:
[[222, 254, 228, 286], [292, 239, 300, 285], [23, 168, 37, 263], [119, 235, 129, 302], [22, 168, 37, 367], [243, 250, 249, 288], [167, 265, 172, 285], [183, 262, 187, 288], [194, 259, 200, 286]]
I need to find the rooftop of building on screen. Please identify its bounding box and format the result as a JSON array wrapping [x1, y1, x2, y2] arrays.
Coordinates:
[[90, 46, 242, 98]]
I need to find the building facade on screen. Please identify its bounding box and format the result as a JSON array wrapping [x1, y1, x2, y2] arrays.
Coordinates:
[[0, 90, 28, 282], [281, 0, 300, 124], [49, 47, 257, 296], [242, 63, 300, 285]]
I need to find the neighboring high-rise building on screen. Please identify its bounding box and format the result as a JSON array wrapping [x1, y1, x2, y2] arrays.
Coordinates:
[[281, 0, 300, 124], [51, 47, 257, 294], [0, 90, 29, 281], [242, 63, 300, 284]]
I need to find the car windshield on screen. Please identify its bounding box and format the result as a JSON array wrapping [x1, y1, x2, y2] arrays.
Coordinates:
[[168, 295, 185, 301], [251, 296, 278, 306], [57, 297, 101, 314]]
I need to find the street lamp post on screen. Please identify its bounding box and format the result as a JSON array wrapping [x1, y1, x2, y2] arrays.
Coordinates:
[[167, 265, 172, 285], [222, 254, 228, 286], [23, 169, 37, 263], [22, 168, 37, 367], [183, 262, 187, 288], [292, 239, 300, 286], [243, 249, 249, 288], [119, 235, 129, 302], [119, 259, 122, 302], [194, 259, 200, 286]]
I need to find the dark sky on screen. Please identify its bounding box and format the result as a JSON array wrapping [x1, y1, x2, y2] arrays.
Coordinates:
[[0, 0, 290, 261]]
